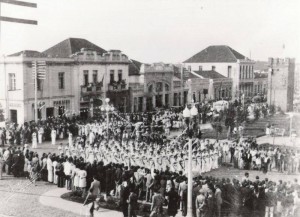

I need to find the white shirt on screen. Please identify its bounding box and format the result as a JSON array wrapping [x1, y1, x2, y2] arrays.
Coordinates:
[[64, 161, 71, 176]]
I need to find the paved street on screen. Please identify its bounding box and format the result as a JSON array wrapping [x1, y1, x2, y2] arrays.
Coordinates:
[[0, 163, 298, 217]]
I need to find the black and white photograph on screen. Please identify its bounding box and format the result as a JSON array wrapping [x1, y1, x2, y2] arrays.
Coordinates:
[[0, 0, 299, 216]]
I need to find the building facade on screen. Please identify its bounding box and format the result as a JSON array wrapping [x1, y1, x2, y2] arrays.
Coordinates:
[[267, 57, 295, 112], [0, 38, 131, 124], [253, 72, 268, 97], [129, 63, 188, 112], [188, 70, 232, 103], [183, 45, 255, 100]]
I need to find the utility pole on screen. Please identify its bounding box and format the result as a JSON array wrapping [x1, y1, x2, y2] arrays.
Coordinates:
[[32, 61, 46, 122], [33, 61, 38, 122]]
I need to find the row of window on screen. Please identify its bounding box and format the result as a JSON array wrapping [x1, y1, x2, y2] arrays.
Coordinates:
[[83, 70, 98, 86], [133, 92, 188, 112], [110, 70, 123, 84], [8, 72, 65, 91], [214, 87, 232, 99], [148, 83, 170, 93], [254, 84, 267, 94], [83, 70, 124, 86], [239, 65, 254, 79]]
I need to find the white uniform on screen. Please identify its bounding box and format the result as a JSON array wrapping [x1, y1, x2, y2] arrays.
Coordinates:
[[68, 133, 73, 147], [38, 128, 43, 144], [32, 132, 37, 149], [47, 157, 53, 182], [51, 129, 56, 145]]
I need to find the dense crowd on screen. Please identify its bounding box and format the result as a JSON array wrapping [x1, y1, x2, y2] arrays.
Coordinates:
[[0, 103, 298, 217]]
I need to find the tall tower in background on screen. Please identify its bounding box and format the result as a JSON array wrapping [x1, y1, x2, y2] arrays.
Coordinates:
[[294, 64, 300, 110], [267, 57, 295, 112]]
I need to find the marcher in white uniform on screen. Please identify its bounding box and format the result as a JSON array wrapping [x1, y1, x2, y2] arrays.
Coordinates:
[[38, 127, 43, 144], [51, 129, 56, 145], [68, 132, 73, 147], [32, 132, 37, 149], [47, 155, 53, 183]]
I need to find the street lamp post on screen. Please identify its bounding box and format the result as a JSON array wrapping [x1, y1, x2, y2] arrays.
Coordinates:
[[101, 98, 114, 139], [182, 101, 198, 217]]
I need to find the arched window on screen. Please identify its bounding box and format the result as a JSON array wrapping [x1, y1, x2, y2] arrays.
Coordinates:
[[165, 83, 170, 91], [156, 82, 162, 92]]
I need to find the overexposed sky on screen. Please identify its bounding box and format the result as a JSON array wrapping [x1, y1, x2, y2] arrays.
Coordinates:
[[0, 0, 299, 63]]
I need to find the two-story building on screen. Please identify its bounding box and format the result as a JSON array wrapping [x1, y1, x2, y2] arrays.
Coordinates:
[[0, 38, 132, 124], [183, 45, 255, 100], [129, 63, 188, 112], [188, 70, 232, 102]]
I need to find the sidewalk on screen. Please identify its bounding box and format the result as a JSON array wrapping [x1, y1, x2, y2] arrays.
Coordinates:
[[39, 188, 125, 217]]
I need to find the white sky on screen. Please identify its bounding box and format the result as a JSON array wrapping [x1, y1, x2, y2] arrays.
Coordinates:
[[0, 0, 299, 63]]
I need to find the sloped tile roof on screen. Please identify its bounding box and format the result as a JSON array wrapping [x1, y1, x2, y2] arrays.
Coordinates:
[[42, 38, 106, 58], [188, 72, 200, 79], [8, 50, 47, 58], [184, 45, 246, 63], [193, 70, 226, 79], [129, 59, 142, 75]]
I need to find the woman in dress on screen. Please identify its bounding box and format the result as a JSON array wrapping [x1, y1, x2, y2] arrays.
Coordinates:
[[38, 127, 43, 144], [68, 131, 73, 147], [52, 156, 58, 185], [73, 163, 80, 192], [78, 165, 87, 198], [51, 128, 56, 145], [47, 154, 53, 183], [32, 131, 37, 149]]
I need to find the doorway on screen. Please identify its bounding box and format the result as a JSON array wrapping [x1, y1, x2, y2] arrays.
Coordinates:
[[10, 110, 17, 123], [46, 107, 54, 119]]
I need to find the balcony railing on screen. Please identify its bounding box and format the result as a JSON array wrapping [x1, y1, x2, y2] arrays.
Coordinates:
[[108, 80, 127, 91], [81, 83, 103, 96]]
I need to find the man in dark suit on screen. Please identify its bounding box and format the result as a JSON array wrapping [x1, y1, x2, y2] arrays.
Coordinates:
[[120, 181, 130, 217], [84, 175, 101, 217], [105, 164, 112, 196], [127, 187, 138, 217], [252, 186, 265, 217], [223, 178, 235, 217], [11, 151, 19, 176], [150, 190, 165, 217], [115, 164, 123, 198]]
